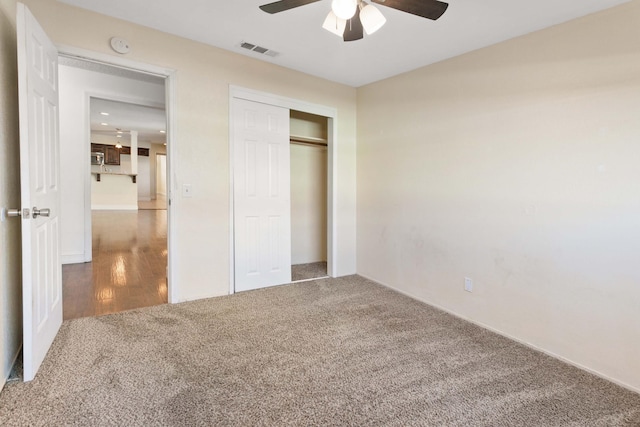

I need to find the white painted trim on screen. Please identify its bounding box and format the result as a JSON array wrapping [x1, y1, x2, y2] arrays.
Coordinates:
[[359, 273, 640, 396], [57, 45, 179, 303], [230, 86, 337, 118], [57, 44, 173, 77], [229, 86, 339, 295], [84, 94, 92, 262], [228, 99, 236, 296], [62, 253, 85, 265], [164, 71, 178, 304]]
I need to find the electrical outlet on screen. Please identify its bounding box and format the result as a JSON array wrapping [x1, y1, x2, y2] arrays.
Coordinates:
[[464, 277, 473, 293]]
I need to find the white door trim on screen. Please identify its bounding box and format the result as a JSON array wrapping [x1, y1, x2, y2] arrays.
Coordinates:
[[229, 85, 338, 295], [56, 45, 179, 304]]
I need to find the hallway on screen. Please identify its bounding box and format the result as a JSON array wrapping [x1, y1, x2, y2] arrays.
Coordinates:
[[62, 210, 168, 320]]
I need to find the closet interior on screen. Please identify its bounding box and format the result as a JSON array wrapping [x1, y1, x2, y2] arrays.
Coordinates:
[[290, 110, 328, 281]]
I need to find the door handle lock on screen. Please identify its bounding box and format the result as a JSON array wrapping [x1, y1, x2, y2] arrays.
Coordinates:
[[32, 207, 50, 219]]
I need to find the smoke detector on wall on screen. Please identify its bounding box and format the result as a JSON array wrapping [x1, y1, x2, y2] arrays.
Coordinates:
[[110, 37, 130, 54]]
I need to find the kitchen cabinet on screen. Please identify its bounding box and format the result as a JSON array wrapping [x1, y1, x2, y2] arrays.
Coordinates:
[[90, 143, 121, 165], [104, 145, 120, 165]]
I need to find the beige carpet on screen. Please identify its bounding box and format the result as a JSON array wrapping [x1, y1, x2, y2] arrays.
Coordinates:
[[291, 261, 328, 281], [1, 276, 639, 426]]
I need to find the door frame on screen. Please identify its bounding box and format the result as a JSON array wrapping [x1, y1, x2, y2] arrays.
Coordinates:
[[57, 45, 179, 304], [156, 153, 167, 199], [229, 86, 338, 294]]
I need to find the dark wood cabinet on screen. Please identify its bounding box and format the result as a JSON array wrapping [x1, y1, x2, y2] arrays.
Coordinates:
[[91, 143, 120, 165], [91, 143, 103, 154], [90, 143, 147, 164], [104, 145, 120, 165]]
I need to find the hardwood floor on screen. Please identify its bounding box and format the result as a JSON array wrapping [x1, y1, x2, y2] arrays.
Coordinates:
[[138, 195, 167, 210], [62, 210, 168, 320]]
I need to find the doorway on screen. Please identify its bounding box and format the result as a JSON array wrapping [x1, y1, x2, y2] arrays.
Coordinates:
[[58, 56, 173, 319]]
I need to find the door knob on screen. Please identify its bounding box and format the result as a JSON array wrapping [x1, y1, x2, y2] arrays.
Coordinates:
[[32, 207, 50, 219]]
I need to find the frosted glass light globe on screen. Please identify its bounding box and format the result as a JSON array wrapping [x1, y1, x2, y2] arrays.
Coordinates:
[[331, 0, 357, 20], [360, 3, 386, 35]]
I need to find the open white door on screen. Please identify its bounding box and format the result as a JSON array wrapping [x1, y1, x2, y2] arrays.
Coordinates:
[[17, 3, 62, 381], [233, 98, 291, 292]]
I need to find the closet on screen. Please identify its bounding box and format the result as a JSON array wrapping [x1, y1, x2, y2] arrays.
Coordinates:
[[290, 110, 328, 281]]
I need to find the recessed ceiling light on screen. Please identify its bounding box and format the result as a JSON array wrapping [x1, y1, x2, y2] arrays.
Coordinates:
[[117, 135, 122, 138], [101, 122, 108, 126], [160, 130, 166, 134], [117, 131, 123, 134], [100, 112, 109, 116]]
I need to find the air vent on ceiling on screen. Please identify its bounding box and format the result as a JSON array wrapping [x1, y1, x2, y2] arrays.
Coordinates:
[[239, 41, 279, 58]]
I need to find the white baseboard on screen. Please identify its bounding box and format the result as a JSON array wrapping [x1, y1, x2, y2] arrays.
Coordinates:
[[358, 273, 640, 396], [91, 205, 138, 211], [62, 253, 86, 265]]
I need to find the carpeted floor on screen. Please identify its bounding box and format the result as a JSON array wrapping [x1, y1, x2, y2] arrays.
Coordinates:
[[1, 276, 639, 426], [291, 261, 328, 281]]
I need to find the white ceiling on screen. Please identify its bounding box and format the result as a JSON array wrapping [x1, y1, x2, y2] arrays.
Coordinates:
[[90, 98, 166, 145], [58, 0, 630, 87]]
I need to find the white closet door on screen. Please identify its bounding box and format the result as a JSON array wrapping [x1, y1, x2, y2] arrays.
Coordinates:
[[233, 98, 291, 292]]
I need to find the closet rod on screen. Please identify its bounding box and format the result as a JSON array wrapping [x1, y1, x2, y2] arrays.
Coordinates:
[[290, 137, 328, 147]]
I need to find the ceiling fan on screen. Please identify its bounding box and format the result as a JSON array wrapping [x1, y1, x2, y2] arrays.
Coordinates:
[[259, 0, 449, 42]]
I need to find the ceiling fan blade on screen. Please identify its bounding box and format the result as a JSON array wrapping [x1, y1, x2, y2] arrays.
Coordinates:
[[259, 0, 322, 14], [343, 7, 364, 42], [371, 0, 448, 20]]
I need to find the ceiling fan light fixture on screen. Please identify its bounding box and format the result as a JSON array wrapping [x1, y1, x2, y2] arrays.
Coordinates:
[[115, 142, 123, 149], [331, 0, 357, 20], [322, 10, 347, 37], [360, 2, 386, 35]]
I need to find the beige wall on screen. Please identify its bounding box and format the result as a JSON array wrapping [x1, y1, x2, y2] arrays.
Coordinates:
[[14, 0, 356, 301], [357, 2, 640, 392], [291, 144, 328, 265], [0, 1, 22, 391]]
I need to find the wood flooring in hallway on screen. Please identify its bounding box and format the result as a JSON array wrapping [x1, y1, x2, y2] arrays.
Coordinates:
[[62, 210, 168, 320]]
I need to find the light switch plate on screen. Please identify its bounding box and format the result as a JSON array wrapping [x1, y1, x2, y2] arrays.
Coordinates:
[[182, 184, 192, 198]]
